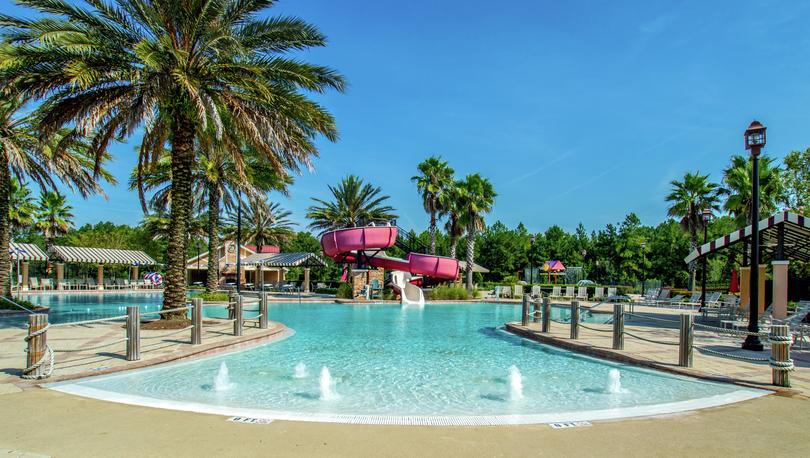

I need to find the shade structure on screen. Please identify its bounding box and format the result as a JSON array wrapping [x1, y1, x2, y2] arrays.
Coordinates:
[[49, 245, 158, 265], [9, 243, 48, 261], [240, 252, 327, 268], [457, 260, 490, 273], [543, 260, 566, 272]]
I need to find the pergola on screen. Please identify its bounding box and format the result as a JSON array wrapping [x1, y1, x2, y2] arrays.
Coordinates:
[[48, 245, 159, 290], [684, 211, 810, 318], [9, 242, 49, 292], [240, 252, 328, 292]]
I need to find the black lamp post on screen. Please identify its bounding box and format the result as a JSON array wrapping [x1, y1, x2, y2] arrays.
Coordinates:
[[581, 249, 587, 282], [742, 120, 766, 351], [236, 191, 242, 294], [640, 241, 647, 296], [529, 235, 536, 284], [700, 208, 713, 309]]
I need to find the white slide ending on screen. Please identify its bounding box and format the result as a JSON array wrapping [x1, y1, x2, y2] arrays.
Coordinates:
[[390, 271, 425, 307]]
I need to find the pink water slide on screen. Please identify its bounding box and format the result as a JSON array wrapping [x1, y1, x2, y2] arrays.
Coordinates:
[[320, 226, 459, 280]]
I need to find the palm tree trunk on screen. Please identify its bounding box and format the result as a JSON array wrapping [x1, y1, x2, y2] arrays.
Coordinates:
[[205, 183, 220, 293], [429, 210, 436, 255], [465, 222, 475, 291], [163, 113, 194, 318], [0, 161, 11, 297], [449, 236, 457, 259], [687, 235, 698, 291]]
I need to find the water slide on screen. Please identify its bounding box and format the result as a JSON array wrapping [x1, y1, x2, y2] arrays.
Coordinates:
[[320, 226, 459, 306]]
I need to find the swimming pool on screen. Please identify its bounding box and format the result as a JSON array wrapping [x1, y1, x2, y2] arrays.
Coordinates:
[[49, 301, 765, 425]]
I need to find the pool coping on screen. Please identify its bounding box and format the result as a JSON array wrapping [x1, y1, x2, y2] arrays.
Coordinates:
[[503, 322, 800, 397]]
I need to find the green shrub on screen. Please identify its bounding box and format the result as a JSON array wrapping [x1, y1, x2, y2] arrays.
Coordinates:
[[314, 287, 338, 295], [336, 283, 353, 299], [430, 286, 470, 300], [191, 291, 230, 302], [0, 297, 43, 311], [383, 287, 396, 301]]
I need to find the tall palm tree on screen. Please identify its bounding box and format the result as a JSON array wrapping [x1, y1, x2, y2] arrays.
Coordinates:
[[2, 0, 345, 313], [35, 192, 73, 249], [720, 154, 783, 227], [306, 175, 397, 233], [411, 156, 454, 255], [0, 94, 113, 295], [443, 182, 464, 259], [456, 174, 496, 291], [224, 198, 295, 290], [9, 178, 36, 235], [665, 171, 720, 290]]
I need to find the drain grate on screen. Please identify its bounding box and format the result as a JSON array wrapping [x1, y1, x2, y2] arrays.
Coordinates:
[[548, 421, 592, 429], [227, 416, 274, 425]]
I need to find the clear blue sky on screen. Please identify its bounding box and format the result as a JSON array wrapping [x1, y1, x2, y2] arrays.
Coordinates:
[[6, 0, 810, 233]]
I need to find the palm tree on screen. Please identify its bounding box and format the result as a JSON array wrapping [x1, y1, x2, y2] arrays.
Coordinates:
[[9, 178, 36, 235], [306, 175, 397, 233], [2, 1, 345, 313], [443, 182, 464, 259], [0, 94, 112, 295], [411, 156, 454, 255], [720, 154, 783, 227], [665, 172, 720, 290], [35, 192, 73, 249], [224, 198, 295, 290], [456, 174, 496, 291]]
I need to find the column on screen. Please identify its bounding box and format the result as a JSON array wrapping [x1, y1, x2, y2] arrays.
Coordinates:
[[739, 266, 751, 310], [97, 264, 104, 290], [21, 261, 29, 292], [771, 260, 789, 319], [303, 268, 311, 293], [131, 265, 139, 281], [56, 263, 64, 290], [757, 264, 766, 315]]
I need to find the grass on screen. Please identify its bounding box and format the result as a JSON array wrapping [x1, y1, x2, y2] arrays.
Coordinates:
[[429, 286, 470, 300]]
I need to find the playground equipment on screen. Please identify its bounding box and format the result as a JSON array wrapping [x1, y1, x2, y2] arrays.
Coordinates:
[[320, 225, 459, 305]]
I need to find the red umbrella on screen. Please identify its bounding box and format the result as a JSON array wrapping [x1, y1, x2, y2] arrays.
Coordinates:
[[729, 268, 740, 293]]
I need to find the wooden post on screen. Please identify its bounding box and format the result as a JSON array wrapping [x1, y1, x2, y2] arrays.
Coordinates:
[[769, 324, 793, 387], [126, 306, 140, 361], [55, 263, 64, 290], [234, 294, 243, 336], [26, 314, 48, 378], [521, 294, 530, 326], [303, 268, 311, 293], [21, 261, 29, 291], [678, 314, 693, 367], [192, 298, 202, 345], [541, 297, 551, 333], [532, 297, 541, 324], [228, 291, 237, 321], [259, 292, 269, 329], [612, 303, 624, 350], [570, 300, 580, 339]]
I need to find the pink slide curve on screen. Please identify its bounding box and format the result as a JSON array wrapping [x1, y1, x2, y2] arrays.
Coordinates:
[[320, 226, 459, 280]]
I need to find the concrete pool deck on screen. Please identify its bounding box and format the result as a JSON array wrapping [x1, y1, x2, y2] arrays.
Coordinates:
[[0, 387, 808, 457]]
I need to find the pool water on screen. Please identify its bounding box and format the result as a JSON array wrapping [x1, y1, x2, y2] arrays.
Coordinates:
[[49, 300, 764, 424]]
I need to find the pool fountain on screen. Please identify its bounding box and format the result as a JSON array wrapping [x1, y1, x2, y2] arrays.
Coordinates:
[[294, 362, 309, 379], [213, 362, 232, 392], [319, 367, 337, 401], [508, 365, 524, 401], [606, 368, 622, 394]]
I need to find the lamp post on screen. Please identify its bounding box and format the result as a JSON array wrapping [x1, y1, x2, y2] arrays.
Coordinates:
[[700, 209, 713, 310], [742, 120, 766, 351], [236, 191, 242, 294], [529, 235, 536, 284], [581, 249, 587, 283], [640, 241, 647, 296]]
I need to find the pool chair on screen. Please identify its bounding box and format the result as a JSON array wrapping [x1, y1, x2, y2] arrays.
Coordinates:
[[41, 278, 54, 290], [563, 286, 575, 299], [550, 286, 562, 299], [607, 287, 618, 298], [531, 285, 542, 299], [778, 301, 810, 349], [501, 286, 512, 299], [86, 278, 97, 289], [576, 286, 588, 301], [58, 279, 70, 290], [513, 284, 524, 298], [593, 287, 605, 301], [28, 277, 42, 291], [370, 279, 383, 299]]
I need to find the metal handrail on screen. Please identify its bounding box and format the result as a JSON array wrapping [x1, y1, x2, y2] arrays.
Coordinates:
[[0, 295, 35, 314]]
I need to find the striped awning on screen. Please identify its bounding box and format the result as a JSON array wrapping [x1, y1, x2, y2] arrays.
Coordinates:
[[9, 243, 48, 261], [49, 245, 158, 265], [241, 252, 327, 268], [684, 212, 810, 264]]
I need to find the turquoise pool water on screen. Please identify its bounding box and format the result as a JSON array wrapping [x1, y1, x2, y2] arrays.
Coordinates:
[[49, 300, 763, 424]]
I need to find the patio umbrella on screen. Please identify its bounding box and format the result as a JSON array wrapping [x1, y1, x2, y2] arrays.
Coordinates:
[[729, 268, 740, 293]]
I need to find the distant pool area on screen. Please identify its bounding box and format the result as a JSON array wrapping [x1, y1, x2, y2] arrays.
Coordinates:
[[47, 301, 765, 425]]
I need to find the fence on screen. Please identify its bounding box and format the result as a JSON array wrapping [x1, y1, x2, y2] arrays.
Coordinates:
[[22, 293, 270, 380], [519, 294, 795, 388]]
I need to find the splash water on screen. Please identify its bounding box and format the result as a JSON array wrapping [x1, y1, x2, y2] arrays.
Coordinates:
[[508, 365, 524, 401], [319, 367, 338, 401], [606, 368, 622, 394], [294, 362, 308, 379], [213, 362, 232, 391]]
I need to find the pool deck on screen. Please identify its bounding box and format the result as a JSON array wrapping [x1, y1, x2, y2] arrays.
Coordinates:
[[505, 304, 810, 397]]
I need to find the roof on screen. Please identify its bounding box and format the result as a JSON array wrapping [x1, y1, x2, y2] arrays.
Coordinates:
[[684, 211, 810, 264], [9, 243, 48, 261], [244, 244, 280, 254], [49, 245, 159, 265], [240, 252, 327, 268], [543, 260, 566, 272], [458, 260, 490, 273]]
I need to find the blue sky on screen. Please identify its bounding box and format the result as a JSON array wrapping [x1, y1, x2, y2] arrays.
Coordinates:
[[6, 0, 810, 233]]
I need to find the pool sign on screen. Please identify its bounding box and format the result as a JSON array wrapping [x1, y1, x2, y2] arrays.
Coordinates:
[[548, 421, 592, 429], [227, 416, 274, 425]]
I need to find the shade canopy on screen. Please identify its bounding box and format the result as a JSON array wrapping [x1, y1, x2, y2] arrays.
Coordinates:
[[543, 260, 566, 272], [240, 252, 327, 268], [9, 243, 48, 261], [684, 211, 810, 264], [458, 260, 490, 273], [49, 245, 158, 265]]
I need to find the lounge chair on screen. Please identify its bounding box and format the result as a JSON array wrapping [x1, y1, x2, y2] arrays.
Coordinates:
[[513, 284, 524, 298], [775, 301, 810, 348], [607, 287, 617, 298], [29, 277, 42, 291], [658, 294, 685, 307], [370, 279, 383, 299], [593, 287, 605, 301], [501, 286, 512, 299], [87, 278, 98, 289], [41, 278, 54, 290], [531, 285, 542, 298], [576, 286, 588, 301], [563, 286, 575, 299], [550, 286, 562, 299]]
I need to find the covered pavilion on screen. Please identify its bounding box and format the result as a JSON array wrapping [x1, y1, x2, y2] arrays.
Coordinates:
[[47, 245, 159, 290]]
